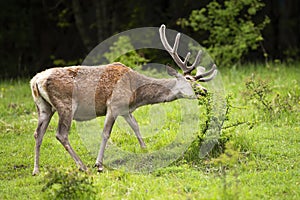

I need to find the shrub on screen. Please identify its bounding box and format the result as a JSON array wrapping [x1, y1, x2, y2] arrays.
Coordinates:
[[178, 0, 270, 67], [243, 74, 300, 119], [104, 35, 149, 69], [42, 167, 96, 200]]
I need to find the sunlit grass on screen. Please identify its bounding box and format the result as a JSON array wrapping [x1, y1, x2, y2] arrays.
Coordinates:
[[0, 62, 299, 199]]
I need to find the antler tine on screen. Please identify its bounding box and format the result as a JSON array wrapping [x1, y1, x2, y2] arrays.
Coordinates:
[[199, 70, 218, 82], [159, 24, 173, 52], [195, 64, 218, 82], [187, 50, 202, 74], [159, 25, 185, 70], [159, 24, 202, 75], [183, 52, 191, 65]]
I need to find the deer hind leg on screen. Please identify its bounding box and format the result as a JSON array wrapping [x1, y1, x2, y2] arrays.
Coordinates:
[[55, 107, 87, 172], [95, 111, 116, 172], [32, 99, 54, 176], [123, 113, 146, 148]]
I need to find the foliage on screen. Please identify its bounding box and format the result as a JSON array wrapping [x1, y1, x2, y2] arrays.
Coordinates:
[[1, 0, 300, 78], [209, 142, 242, 200], [244, 75, 273, 112], [178, 0, 270, 67], [50, 55, 82, 67], [103, 36, 149, 69], [42, 167, 96, 200], [0, 63, 299, 199], [243, 73, 300, 119], [185, 90, 248, 161]]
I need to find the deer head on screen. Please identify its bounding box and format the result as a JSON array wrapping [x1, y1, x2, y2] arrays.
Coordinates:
[[159, 24, 217, 95]]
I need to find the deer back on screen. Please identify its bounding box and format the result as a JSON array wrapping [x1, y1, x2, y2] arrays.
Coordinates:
[[31, 63, 133, 120]]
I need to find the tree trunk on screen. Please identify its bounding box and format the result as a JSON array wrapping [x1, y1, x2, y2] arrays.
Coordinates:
[[94, 0, 106, 42], [72, 0, 93, 51], [94, 0, 112, 42]]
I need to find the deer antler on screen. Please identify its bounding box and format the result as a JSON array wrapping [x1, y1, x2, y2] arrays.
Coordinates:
[[159, 24, 217, 82], [195, 64, 218, 82]]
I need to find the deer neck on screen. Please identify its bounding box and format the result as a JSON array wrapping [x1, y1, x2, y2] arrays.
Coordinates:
[[130, 75, 178, 109]]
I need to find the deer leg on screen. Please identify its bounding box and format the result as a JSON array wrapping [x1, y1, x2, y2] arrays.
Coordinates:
[[123, 113, 146, 148], [32, 102, 54, 176], [95, 111, 116, 172], [55, 111, 87, 172]]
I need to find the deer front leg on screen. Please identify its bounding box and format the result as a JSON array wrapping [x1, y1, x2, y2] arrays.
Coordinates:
[[95, 111, 116, 172], [123, 113, 146, 148]]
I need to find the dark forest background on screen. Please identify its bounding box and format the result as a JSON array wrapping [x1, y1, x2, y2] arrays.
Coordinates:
[[0, 0, 299, 78]]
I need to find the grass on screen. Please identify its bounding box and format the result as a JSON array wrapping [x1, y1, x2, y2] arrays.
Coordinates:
[[0, 62, 299, 199]]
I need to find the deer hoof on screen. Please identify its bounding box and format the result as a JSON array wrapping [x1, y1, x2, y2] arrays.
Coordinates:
[[79, 166, 88, 172], [94, 163, 104, 173], [97, 167, 104, 173], [32, 169, 39, 176]]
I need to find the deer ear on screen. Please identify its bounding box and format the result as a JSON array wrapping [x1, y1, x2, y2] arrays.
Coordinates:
[[196, 66, 206, 77], [166, 65, 179, 77]]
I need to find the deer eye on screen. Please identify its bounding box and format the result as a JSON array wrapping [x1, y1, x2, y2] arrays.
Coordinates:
[[184, 76, 193, 81]]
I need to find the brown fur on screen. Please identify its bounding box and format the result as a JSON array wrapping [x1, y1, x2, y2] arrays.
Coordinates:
[[95, 64, 131, 115], [32, 83, 39, 98], [30, 24, 217, 174], [30, 62, 199, 174]]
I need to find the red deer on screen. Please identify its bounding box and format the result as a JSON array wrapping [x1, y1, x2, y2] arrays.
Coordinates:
[[30, 24, 217, 175]]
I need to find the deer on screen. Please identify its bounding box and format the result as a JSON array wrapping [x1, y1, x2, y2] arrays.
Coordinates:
[[30, 24, 217, 175]]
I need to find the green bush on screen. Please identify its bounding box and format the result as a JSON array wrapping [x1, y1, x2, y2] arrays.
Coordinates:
[[243, 74, 300, 119], [178, 0, 270, 67], [42, 167, 96, 200], [104, 35, 149, 69]]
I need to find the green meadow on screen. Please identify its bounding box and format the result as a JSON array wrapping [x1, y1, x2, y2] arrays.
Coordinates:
[[0, 63, 299, 199]]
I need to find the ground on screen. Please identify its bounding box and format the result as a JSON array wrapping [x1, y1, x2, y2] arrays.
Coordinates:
[[0, 63, 299, 199]]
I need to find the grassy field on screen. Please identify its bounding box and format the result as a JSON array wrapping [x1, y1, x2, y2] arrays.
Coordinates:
[[0, 63, 299, 199]]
